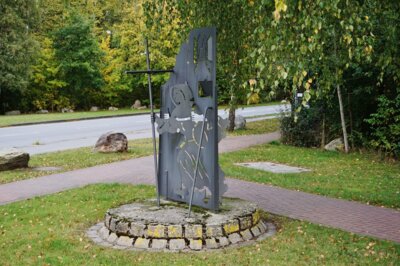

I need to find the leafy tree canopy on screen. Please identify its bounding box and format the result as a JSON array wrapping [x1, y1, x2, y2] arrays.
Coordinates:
[[53, 11, 104, 109], [0, 1, 38, 113]]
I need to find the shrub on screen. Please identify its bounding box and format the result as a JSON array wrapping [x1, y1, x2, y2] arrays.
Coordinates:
[[280, 103, 323, 147], [365, 95, 400, 159]]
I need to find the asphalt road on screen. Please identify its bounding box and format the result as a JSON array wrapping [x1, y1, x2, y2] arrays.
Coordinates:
[[0, 105, 288, 155]]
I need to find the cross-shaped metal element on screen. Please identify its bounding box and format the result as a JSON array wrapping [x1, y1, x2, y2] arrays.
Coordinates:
[[125, 39, 173, 207]]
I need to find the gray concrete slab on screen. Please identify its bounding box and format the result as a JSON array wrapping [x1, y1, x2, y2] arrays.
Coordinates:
[[235, 162, 310, 173]]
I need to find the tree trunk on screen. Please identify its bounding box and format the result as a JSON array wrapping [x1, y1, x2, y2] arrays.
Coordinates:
[[336, 84, 349, 153], [332, 28, 349, 153], [227, 106, 235, 131], [321, 113, 325, 149], [347, 93, 354, 149]]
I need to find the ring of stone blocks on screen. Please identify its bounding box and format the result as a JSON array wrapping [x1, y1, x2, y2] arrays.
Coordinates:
[[99, 209, 268, 251]]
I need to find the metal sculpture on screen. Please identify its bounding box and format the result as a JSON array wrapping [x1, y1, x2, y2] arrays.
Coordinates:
[[127, 27, 227, 214]]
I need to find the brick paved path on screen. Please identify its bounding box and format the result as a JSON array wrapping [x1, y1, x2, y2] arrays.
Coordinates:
[[225, 179, 400, 243], [0, 131, 399, 243]]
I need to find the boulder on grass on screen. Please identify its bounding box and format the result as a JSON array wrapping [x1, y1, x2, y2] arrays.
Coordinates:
[[0, 148, 29, 171], [90, 106, 99, 112], [5, 110, 21, 115], [132, 100, 141, 109], [108, 106, 119, 111], [324, 138, 344, 151], [36, 109, 49, 114], [94, 132, 128, 153], [61, 108, 74, 113], [234, 115, 246, 130]]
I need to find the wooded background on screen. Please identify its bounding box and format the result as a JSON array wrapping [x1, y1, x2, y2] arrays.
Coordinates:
[[1, 0, 399, 156]]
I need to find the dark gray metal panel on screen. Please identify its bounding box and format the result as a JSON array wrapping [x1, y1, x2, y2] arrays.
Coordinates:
[[156, 27, 227, 211]]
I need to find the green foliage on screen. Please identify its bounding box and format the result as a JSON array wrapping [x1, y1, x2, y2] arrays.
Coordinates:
[[253, 0, 373, 98], [144, 0, 261, 129], [28, 37, 68, 111], [280, 105, 323, 147], [101, 2, 147, 107], [0, 1, 39, 113], [366, 95, 400, 158], [36, 0, 66, 34], [53, 11, 104, 109], [96, 0, 181, 107], [1, 0, 399, 156], [367, 1, 400, 88], [99, 34, 122, 107], [246, 0, 399, 156], [247, 80, 261, 105], [250, 0, 376, 150]]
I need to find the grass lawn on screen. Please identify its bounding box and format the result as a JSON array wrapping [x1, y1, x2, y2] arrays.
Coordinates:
[[0, 108, 152, 127], [0, 139, 154, 184], [219, 101, 284, 110], [220, 142, 400, 209], [0, 184, 398, 265], [228, 118, 280, 136]]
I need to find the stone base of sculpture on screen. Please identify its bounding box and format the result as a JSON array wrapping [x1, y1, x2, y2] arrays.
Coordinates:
[[87, 198, 275, 251]]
